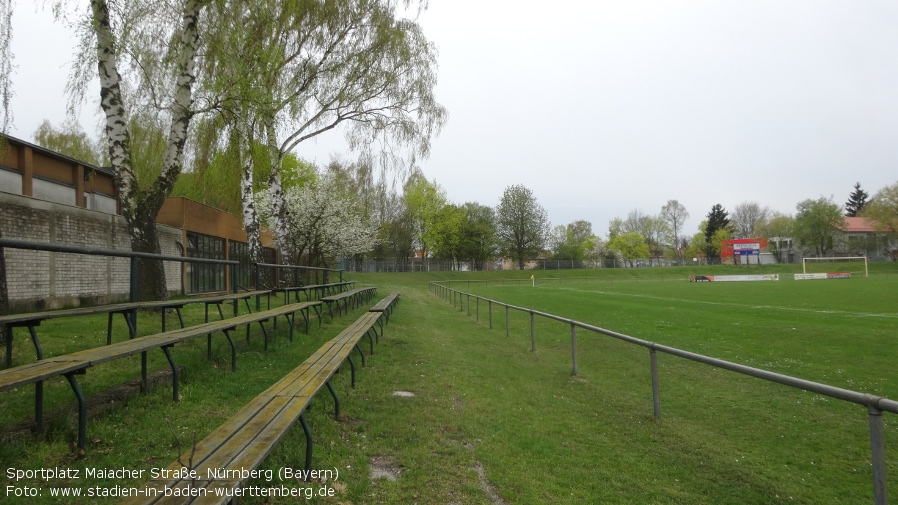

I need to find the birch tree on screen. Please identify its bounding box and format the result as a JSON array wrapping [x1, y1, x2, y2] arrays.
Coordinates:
[[61, 0, 210, 300], [0, 0, 11, 138], [660, 199, 688, 261]]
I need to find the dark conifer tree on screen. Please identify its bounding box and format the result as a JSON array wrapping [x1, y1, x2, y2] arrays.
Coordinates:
[[845, 182, 869, 217], [703, 204, 730, 259]]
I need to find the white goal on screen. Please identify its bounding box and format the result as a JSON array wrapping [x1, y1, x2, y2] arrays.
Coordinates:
[[802, 256, 868, 278]]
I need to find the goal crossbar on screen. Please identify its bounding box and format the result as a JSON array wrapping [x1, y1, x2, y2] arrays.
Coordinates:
[[802, 256, 868, 278]]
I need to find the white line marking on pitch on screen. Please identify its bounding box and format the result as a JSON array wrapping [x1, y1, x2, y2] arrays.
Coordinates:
[[554, 286, 898, 319]]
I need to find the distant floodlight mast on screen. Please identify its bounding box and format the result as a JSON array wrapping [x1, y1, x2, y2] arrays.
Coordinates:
[[802, 256, 868, 278]]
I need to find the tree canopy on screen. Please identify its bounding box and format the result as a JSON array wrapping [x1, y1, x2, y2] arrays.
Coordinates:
[[32, 119, 105, 165], [793, 197, 844, 256], [660, 199, 688, 261], [731, 201, 769, 239], [863, 181, 898, 235], [606, 231, 650, 264], [196, 0, 446, 264], [496, 184, 550, 269]]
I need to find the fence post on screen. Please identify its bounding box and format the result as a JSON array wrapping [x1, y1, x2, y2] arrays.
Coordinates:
[[253, 264, 261, 311], [489, 301, 493, 329], [129, 257, 138, 304], [128, 257, 139, 334], [869, 406, 888, 505], [505, 306, 510, 337], [650, 348, 661, 419], [230, 263, 238, 316], [476, 297, 480, 322], [530, 311, 536, 351], [570, 323, 578, 375], [467, 294, 471, 316]]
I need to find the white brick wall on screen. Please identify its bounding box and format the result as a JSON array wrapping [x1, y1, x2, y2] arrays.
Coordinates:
[[0, 192, 184, 310]]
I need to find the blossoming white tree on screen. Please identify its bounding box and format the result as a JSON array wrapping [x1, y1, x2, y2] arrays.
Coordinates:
[[257, 174, 377, 270]]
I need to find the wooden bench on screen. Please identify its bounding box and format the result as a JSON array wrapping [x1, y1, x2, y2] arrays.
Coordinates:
[[123, 309, 389, 504], [0, 301, 319, 455], [270, 281, 354, 303], [320, 286, 377, 318], [1, 290, 271, 368], [369, 291, 400, 334]]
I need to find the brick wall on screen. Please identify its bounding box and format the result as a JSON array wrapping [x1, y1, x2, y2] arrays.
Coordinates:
[[0, 192, 184, 311]]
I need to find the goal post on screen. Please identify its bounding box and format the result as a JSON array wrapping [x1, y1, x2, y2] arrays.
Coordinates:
[[802, 256, 868, 278]]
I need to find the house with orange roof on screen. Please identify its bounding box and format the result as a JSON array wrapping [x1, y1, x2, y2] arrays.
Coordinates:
[[836, 216, 896, 261]]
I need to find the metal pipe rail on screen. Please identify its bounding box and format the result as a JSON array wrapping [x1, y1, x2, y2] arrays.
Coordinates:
[[429, 281, 896, 505], [0, 238, 240, 303], [252, 263, 346, 310], [254, 262, 344, 275], [0, 237, 237, 264]]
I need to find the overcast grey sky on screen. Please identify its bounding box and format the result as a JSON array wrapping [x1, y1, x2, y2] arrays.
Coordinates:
[[8, 1, 898, 237]]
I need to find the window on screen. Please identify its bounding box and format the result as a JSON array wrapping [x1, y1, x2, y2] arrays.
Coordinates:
[[186, 232, 225, 293], [229, 241, 251, 290]]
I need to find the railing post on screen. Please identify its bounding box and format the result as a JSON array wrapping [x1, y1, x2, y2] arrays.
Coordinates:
[[505, 306, 510, 337], [129, 257, 138, 303], [129, 257, 139, 331], [467, 294, 471, 316], [530, 311, 536, 351], [570, 322, 577, 375], [476, 297, 480, 322], [253, 264, 261, 311], [650, 348, 661, 419], [869, 406, 888, 505]]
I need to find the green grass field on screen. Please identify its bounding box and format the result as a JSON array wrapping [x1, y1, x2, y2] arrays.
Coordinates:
[[2, 264, 898, 504]]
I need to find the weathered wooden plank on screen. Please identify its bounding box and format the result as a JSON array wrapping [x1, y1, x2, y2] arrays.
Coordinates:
[[126, 304, 392, 505], [0, 302, 317, 393], [0, 359, 88, 391], [0, 291, 271, 326], [370, 292, 400, 312]]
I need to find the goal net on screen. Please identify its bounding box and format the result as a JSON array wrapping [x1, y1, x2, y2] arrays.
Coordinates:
[[801, 256, 868, 278]]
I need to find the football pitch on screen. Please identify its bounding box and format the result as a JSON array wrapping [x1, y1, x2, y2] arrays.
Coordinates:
[[427, 272, 898, 504], [2, 268, 896, 504], [467, 274, 898, 395]]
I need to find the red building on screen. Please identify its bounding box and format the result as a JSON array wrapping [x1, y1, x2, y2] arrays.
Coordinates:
[[721, 238, 769, 264]]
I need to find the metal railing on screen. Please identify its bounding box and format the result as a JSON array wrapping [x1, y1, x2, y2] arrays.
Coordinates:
[[253, 262, 344, 287], [430, 281, 897, 505], [0, 238, 240, 303]]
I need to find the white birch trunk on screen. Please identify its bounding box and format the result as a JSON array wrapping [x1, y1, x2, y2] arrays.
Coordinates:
[[265, 121, 295, 264], [92, 0, 137, 218], [91, 0, 204, 299], [156, 0, 202, 204], [240, 139, 263, 264]]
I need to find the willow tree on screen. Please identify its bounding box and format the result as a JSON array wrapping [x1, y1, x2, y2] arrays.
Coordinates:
[[201, 0, 446, 265]]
